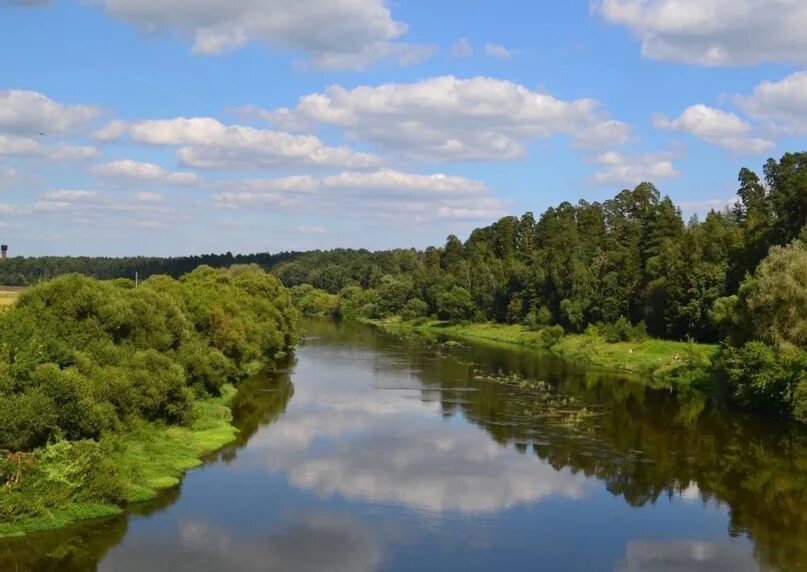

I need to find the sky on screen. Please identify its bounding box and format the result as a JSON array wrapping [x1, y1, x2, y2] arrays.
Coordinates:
[[0, 0, 805, 257]]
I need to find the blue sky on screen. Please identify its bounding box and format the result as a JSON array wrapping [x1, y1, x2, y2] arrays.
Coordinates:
[[0, 0, 805, 256]]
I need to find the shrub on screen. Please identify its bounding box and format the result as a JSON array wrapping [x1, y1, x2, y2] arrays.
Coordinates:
[[400, 298, 428, 321], [435, 286, 475, 322], [524, 306, 553, 332], [539, 325, 565, 348], [718, 342, 807, 417]]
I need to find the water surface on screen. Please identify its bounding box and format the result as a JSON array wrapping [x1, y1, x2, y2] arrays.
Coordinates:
[[3, 319, 807, 571]]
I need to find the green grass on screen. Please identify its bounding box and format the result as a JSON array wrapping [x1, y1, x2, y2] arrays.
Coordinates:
[[365, 318, 719, 389], [0, 385, 240, 537], [110, 384, 239, 505]]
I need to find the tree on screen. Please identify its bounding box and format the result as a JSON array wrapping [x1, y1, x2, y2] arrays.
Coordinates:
[[435, 286, 475, 322]]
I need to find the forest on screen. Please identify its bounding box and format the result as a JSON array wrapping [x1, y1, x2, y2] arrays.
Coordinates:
[[0, 251, 300, 286], [271, 152, 806, 423], [0, 266, 297, 535]]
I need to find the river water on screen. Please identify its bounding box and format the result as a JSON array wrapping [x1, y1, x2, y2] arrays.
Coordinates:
[[2, 319, 807, 571]]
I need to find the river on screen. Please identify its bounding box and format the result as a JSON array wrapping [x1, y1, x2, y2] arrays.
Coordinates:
[[2, 319, 806, 571]]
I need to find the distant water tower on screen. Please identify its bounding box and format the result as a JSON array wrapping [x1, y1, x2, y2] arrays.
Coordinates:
[[1, 245, 7, 259]]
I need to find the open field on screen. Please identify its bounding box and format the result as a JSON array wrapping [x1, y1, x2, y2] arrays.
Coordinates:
[[0, 288, 23, 307]]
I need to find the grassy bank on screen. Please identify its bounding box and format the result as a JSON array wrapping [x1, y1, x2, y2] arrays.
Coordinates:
[[364, 318, 718, 389], [0, 386, 238, 538]]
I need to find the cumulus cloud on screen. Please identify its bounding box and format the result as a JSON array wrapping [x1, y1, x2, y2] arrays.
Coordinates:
[[484, 43, 514, 59], [450, 38, 473, 58], [95, 117, 380, 170], [0, 134, 42, 157], [48, 145, 99, 161], [589, 151, 679, 185], [134, 191, 165, 202], [597, 0, 807, 66], [34, 190, 99, 212], [0, 134, 98, 162], [735, 71, 807, 135], [212, 168, 506, 223], [33, 188, 172, 218], [264, 76, 631, 162], [0, 90, 98, 135], [96, 0, 433, 70], [0, 203, 21, 215], [654, 104, 773, 153], [93, 159, 200, 186]]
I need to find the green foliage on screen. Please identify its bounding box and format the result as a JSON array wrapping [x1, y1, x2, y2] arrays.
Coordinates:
[[538, 325, 565, 348], [376, 277, 414, 316], [335, 286, 379, 320], [0, 251, 299, 287], [597, 317, 648, 343], [400, 298, 428, 321], [435, 286, 475, 322], [718, 342, 807, 417], [730, 241, 807, 349], [288, 284, 337, 317], [0, 266, 296, 534]]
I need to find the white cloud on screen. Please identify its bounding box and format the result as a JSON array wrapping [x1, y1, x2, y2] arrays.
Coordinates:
[[450, 38, 473, 58], [0, 134, 42, 156], [96, 117, 380, 170], [134, 191, 166, 202], [43, 190, 98, 201], [93, 159, 200, 186], [677, 197, 735, 216], [48, 145, 99, 161], [266, 76, 631, 162], [735, 71, 807, 135], [304, 42, 437, 72], [297, 225, 326, 234], [33, 188, 172, 217], [34, 189, 98, 212], [0, 134, 98, 161], [0, 90, 98, 135], [213, 168, 505, 223], [98, 0, 433, 70], [654, 104, 773, 153], [0, 203, 21, 215], [484, 43, 513, 60], [597, 0, 807, 66], [589, 151, 679, 185]]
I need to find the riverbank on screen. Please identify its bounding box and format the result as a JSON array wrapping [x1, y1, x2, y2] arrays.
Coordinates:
[[0, 386, 239, 538], [363, 318, 719, 389]]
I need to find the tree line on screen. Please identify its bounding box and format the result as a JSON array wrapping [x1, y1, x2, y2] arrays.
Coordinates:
[[0, 251, 301, 286], [273, 152, 806, 422]]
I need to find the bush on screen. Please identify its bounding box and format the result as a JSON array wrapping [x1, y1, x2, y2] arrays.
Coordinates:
[[435, 286, 475, 322], [598, 317, 648, 343], [0, 268, 298, 451], [718, 341, 807, 417], [524, 306, 553, 331], [539, 325, 565, 348], [400, 298, 428, 321]]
